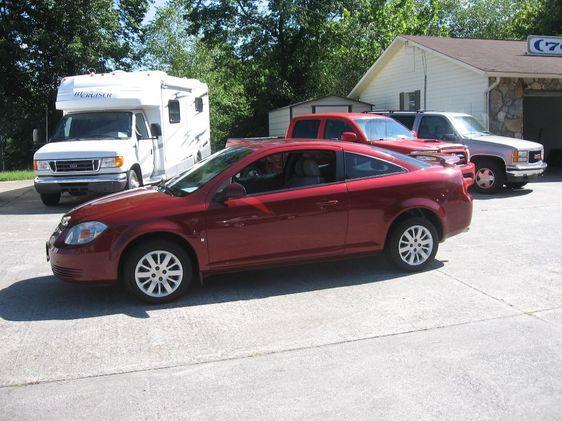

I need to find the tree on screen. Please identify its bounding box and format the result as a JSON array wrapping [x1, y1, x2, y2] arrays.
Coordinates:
[[143, 1, 252, 149], [0, 0, 148, 169]]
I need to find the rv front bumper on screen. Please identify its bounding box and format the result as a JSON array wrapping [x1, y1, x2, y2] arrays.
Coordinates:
[[34, 173, 128, 194], [505, 162, 547, 182]]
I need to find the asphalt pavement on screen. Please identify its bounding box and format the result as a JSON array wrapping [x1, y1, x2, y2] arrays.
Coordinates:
[[1, 174, 561, 420]]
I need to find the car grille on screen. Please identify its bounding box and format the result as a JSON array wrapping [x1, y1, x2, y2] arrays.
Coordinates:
[[49, 159, 100, 172], [52, 264, 83, 280], [528, 150, 542, 164]]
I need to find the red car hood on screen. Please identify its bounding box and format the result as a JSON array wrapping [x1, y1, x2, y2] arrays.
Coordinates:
[[369, 138, 462, 154], [67, 187, 180, 224]]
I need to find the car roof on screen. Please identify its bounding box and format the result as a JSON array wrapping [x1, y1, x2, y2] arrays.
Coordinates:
[[293, 112, 390, 120], [379, 111, 472, 118]]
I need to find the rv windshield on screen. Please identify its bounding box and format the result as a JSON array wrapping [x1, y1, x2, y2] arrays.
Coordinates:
[[51, 112, 132, 141]]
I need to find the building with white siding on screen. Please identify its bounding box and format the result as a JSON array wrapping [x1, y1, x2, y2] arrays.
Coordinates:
[[349, 35, 562, 161], [268, 96, 373, 136]]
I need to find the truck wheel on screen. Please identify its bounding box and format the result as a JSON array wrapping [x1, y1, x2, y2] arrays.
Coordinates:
[[473, 160, 505, 194], [387, 217, 438, 272], [122, 239, 193, 303], [126, 168, 141, 189], [506, 182, 527, 189], [40, 193, 61, 206]]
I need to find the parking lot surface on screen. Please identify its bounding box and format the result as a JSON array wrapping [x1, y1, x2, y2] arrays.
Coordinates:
[[1, 174, 562, 420]]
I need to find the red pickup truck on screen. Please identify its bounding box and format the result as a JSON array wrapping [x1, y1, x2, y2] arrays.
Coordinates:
[[229, 113, 475, 183]]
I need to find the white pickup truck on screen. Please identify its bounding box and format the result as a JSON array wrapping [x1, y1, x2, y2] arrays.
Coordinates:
[[33, 70, 211, 206]]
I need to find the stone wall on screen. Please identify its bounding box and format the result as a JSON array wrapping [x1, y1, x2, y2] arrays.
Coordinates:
[[489, 78, 562, 138]]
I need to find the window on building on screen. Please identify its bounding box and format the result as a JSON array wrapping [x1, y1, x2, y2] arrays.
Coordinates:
[[399, 90, 421, 111], [292, 119, 320, 138], [168, 100, 181, 124]]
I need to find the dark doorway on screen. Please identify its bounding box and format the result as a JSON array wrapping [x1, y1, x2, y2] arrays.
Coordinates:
[[524, 94, 562, 166]]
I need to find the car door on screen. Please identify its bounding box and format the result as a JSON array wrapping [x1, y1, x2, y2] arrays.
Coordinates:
[[205, 147, 348, 270], [417, 115, 457, 141], [322, 118, 359, 141], [134, 112, 154, 179], [343, 151, 408, 254]]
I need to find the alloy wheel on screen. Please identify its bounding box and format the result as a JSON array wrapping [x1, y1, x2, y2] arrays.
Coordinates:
[[398, 225, 434, 266], [134, 250, 184, 298]]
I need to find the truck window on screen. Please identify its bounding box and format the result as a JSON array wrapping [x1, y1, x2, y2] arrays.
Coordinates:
[[418, 116, 454, 140], [324, 119, 356, 140], [292, 119, 320, 138], [168, 100, 181, 124], [392, 115, 415, 130], [135, 113, 150, 139]]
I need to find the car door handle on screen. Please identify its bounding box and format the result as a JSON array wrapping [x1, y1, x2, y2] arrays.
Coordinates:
[[316, 200, 339, 209]]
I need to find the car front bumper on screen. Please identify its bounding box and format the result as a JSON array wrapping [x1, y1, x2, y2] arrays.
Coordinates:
[[35, 173, 128, 195], [505, 162, 547, 182]]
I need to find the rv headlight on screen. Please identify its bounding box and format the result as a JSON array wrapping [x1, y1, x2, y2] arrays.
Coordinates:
[[100, 156, 124, 168], [64, 221, 107, 245], [33, 160, 51, 171]]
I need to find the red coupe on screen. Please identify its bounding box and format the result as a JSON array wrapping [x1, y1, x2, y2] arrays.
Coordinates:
[[47, 140, 473, 303]]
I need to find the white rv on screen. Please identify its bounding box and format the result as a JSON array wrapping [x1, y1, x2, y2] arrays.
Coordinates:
[[33, 70, 211, 206]]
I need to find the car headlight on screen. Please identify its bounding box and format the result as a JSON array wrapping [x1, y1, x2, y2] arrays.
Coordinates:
[[33, 160, 51, 171], [100, 156, 124, 168], [64, 221, 107, 245], [513, 150, 528, 162]]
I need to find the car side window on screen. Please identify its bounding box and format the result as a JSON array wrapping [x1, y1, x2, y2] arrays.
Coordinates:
[[324, 119, 356, 140], [234, 150, 336, 195], [418, 116, 454, 140], [292, 119, 320, 138], [168, 100, 181, 124], [345, 152, 404, 180], [135, 113, 150, 139]]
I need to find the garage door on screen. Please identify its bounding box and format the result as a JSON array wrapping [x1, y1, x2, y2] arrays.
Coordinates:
[[523, 94, 562, 165]]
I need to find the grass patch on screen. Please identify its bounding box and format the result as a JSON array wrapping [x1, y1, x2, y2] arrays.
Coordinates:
[[0, 170, 35, 182]]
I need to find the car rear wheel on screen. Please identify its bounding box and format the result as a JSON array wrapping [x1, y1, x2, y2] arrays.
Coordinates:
[[40, 192, 61, 206], [473, 160, 505, 194], [388, 217, 438, 271], [123, 240, 192, 303], [506, 181, 527, 189]]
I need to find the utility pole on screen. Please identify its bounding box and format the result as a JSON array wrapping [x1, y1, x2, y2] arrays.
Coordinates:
[[0, 135, 4, 172], [45, 106, 49, 143]]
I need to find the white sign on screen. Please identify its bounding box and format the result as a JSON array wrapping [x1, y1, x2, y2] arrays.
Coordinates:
[[527, 35, 562, 57]]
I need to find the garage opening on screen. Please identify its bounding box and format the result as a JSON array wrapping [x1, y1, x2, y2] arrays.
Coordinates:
[[523, 93, 562, 166]]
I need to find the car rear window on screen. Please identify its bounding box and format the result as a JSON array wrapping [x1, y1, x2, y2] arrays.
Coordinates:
[[292, 119, 320, 138]]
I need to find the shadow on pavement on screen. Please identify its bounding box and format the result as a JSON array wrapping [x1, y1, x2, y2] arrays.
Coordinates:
[[0, 186, 94, 215], [472, 188, 533, 200], [0, 255, 444, 322]]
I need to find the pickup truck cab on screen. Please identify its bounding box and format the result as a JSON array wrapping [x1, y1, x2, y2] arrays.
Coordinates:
[[281, 113, 475, 183], [383, 111, 547, 194]]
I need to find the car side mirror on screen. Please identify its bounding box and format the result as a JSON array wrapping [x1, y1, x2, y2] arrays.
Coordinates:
[[442, 133, 458, 142], [215, 182, 247, 204], [150, 123, 162, 138], [32, 128, 43, 145], [341, 131, 358, 142]]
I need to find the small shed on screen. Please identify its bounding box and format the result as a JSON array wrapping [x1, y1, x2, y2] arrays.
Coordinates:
[[268, 95, 373, 136]]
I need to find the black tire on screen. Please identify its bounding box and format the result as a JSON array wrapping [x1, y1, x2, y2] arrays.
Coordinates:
[[126, 168, 142, 189], [387, 217, 439, 272], [506, 181, 528, 189], [122, 239, 193, 303], [40, 192, 61, 206], [473, 160, 505, 194]]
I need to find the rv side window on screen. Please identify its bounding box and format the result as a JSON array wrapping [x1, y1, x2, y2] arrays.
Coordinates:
[[135, 113, 150, 139], [168, 100, 181, 124], [195, 97, 204, 112]]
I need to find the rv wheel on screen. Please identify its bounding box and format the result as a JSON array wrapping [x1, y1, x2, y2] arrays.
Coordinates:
[[126, 168, 141, 189]]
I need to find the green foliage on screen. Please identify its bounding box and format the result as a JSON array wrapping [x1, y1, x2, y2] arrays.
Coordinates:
[[0, 170, 35, 182], [144, 2, 252, 150]]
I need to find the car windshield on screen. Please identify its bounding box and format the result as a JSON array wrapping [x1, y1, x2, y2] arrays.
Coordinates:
[[354, 118, 415, 141], [161, 147, 252, 197], [51, 112, 132, 141], [452, 116, 490, 137]]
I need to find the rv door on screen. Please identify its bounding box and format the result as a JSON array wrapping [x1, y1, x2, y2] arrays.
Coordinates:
[[134, 113, 155, 180]]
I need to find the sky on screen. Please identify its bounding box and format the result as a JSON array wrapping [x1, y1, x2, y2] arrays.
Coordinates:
[[143, 0, 168, 24]]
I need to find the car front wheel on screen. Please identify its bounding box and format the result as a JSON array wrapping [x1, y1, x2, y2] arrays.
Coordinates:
[[473, 160, 505, 194], [123, 240, 193, 303], [388, 217, 438, 271], [40, 192, 61, 206]]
